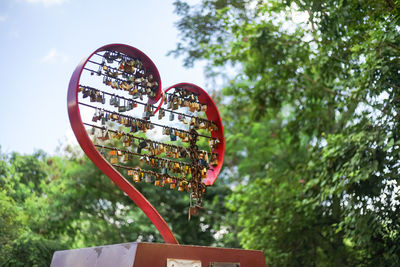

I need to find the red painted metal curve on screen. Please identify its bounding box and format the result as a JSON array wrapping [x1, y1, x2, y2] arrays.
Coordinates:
[[164, 83, 225, 186], [67, 44, 178, 244], [153, 89, 165, 114]]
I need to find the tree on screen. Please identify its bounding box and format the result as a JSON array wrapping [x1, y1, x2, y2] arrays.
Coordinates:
[[171, 0, 400, 265], [0, 145, 233, 266]]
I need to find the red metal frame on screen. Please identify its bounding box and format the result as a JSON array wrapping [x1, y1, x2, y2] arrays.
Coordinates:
[[67, 44, 178, 244], [164, 83, 225, 186]]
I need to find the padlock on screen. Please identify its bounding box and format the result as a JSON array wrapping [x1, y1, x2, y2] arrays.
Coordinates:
[[110, 157, 118, 164], [99, 130, 110, 141], [114, 132, 123, 140], [92, 110, 99, 122], [142, 111, 150, 120], [173, 162, 180, 170], [133, 172, 140, 183], [138, 140, 148, 149], [119, 105, 127, 112], [190, 106, 197, 113], [211, 155, 219, 166], [145, 175, 152, 183], [199, 159, 206, 166], [111, 113, 119, 120], [189, 206, 200, 216], [158, 144, 164, 153], [142, 123, 147, 133], [178, 185, 184, 192], [201, 168, 207, 178]]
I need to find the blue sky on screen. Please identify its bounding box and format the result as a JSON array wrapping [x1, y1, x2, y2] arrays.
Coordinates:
[[0, 0, 205, 155]]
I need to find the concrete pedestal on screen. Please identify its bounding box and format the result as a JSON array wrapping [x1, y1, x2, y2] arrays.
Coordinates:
[[50, 242, 266, 267]]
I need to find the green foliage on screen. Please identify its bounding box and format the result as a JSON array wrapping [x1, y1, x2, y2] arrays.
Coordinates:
[[1, 1, 399, 266], [0, 146, 232, 266], [172, 0, 400, 265]]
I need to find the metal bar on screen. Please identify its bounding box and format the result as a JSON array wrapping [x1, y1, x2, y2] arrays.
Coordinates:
[[94, 144, 195, 168], [83, 67, 144, 87], [84, 122, 193, 152], [79, 84, 216, 126], [87, 59, 145, 78], [78, 101, 216, 140], [93, 51, 136, 64], [111, 164, 186, 183]]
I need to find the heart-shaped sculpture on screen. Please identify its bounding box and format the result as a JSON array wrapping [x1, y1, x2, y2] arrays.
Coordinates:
[[67, 44, 224, 244]]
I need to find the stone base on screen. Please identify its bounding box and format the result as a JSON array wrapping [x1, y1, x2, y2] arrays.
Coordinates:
[[50, 242, 266, 267]]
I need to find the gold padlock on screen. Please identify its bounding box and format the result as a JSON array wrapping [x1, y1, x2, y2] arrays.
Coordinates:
[[133, 172, 140, 183]]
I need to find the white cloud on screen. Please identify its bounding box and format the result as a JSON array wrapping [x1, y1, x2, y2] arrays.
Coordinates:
[[25, 0, 67, 7], [41, 48, 69, 63], [0, 15, 6, 22]]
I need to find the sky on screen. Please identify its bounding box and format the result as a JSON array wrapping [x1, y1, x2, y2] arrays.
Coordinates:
[[0, 0, 205, 155]]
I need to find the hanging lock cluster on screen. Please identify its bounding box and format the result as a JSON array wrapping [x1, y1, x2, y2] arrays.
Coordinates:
[[78, 49, 221, 214], [87, 50, 159, 99]]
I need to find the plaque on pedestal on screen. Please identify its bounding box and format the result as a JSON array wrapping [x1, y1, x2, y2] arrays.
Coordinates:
[[51, 242, 266, 267]]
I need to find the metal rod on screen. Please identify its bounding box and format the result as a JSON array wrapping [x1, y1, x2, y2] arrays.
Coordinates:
[[93, 51, 135, 65], [84, 122, 197, 152], [94, 144, 194, 168], [80, 84, 148, 107], [112, 164, 186, 183], [164, 89, 201, 104], [165, 86, 201, 97], [83, 67, 147, 88], [87, 59, 146, 79], [79, 84, 216, 126], [78, 101, 216, 140]]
